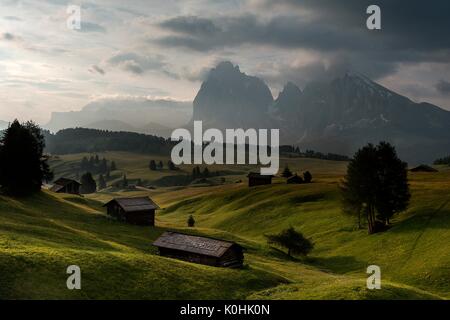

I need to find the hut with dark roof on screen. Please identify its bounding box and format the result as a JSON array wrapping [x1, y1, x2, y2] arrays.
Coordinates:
[[247, 172, 273, 187], [287, 174, 304, 184], [410, 165, 438, 172], [50, 178, 81, 195], [153, 231, 244, 268], [103, 196, 159, 226]]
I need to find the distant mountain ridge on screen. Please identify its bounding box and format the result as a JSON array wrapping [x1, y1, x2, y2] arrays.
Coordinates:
[[45, 98, 192, 137], [192, 62, 450, 163]]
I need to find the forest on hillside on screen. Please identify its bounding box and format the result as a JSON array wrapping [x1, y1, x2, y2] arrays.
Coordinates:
[[44, 128, 176, 155]]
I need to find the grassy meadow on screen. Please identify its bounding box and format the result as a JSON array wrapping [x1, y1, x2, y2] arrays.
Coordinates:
[[0, 151, 449, 299]]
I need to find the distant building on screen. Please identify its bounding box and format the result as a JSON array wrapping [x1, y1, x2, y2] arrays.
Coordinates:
[[287, 174, 304, 184], [247, 172, 273, 187], [50, 178, 81, 195], [410, 165, 438, 172], [103, 196, 159, 226], [153, 231, 244, 268]]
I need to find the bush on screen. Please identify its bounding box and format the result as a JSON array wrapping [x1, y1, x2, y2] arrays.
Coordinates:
[[187, 215, 195, 227], [265, 227, 313, 257]]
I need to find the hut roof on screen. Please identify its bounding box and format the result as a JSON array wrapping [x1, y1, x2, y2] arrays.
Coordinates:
[[287, 174, 303, 183], [153, 232, 239, 258], [246, 172, 273, 179], [410, 165, 438, 172], [103, 196, 160, 212], [53, 177, 80, 186]]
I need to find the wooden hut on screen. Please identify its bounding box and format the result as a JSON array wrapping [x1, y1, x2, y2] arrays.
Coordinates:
[[50, 178, 81, 195], [103, 196, 159, 226], [153, 232, 244, 268], [410, 165, 438, 172], [287, 174, 304, 184], [247, 172, 273, 187]]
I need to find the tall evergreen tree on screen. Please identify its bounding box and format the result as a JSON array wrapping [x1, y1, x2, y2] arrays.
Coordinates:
[[303, 171, 312, 183], [0, 120, 53, 196], [110, 161, 117, 171], [158, 160, 163, 170], [149, 160, 157, 171], [282, 165, 293, 178], [340, 142, 410, 234], [168, 160, 176, 170], [98, 174, 107, 190], [80, 172, 96, 194]]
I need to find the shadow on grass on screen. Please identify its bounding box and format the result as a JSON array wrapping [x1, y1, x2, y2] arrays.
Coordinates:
[[304, 255, 366, 274]]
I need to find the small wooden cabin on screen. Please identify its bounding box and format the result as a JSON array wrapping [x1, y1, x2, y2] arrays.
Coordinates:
[[287, 174, 304, 184], [103, 196, 159, 226], [153, 232, 244, 268], [410, 165, 438, 172], [247, 172, 273, 187], [50, 178, 81, 195]]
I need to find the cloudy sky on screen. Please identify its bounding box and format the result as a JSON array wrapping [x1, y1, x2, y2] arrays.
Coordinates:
[[0, 0, 449, 124]]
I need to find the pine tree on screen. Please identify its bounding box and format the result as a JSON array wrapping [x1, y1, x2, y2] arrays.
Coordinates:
[[98, 174, 107, 190], [149, 160, 157, 171], [0, 120, 53, 196], [203, 167, 210, 177], [340, 142, 410, 234], [187, 215, 195, 227], [158, 160, 163, 170], [122, 174, 128, 188], [80, 172, 97, 194], [303, 171, 312, 183], [282, 165, 293, 178], [168, 160, 176, 170], [110, 161, 117, 171]]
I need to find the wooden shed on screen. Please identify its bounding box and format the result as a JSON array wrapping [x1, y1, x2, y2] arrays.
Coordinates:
[[287, 174, 304, 184], [247, 172, 273, 187], [103, 196, 159, 226], [50, 178, 81, 195], [410, 164, 438, 172], [153, 232, 244, 268]]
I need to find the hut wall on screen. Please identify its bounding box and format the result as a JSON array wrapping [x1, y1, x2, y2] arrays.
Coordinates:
[[249, 177, 271, 187], [158, 248, 219, 266], [125, 210, 155, 226]]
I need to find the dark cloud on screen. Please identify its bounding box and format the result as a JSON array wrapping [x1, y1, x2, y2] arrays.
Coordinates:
[[89, 65, 105, 75], [435, 80, 450, 96], [3, 16, 22, 21], [155, 1, 450, 80], [106, 52, 178, 78], [2, 32, 16, 41]]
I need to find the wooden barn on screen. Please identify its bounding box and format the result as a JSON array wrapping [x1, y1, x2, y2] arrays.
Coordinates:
[[153, 232, 244, 268], [50, 178, 81, 195], [247, 172, 273, 187], [103, 196, 159, 226], [287, 174, 304, 184], [410, 164, 438, 172]]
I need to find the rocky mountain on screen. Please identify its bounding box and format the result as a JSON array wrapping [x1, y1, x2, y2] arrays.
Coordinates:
[[192, 62, 450, 164], [192, 61, 274, 129], [45, 98, 192, 137]]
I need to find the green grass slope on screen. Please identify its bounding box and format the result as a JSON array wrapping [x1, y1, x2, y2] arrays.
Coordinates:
[[0, 192, 284, 299], [155, 169, 450, 299], [1, 155, 449, 299]]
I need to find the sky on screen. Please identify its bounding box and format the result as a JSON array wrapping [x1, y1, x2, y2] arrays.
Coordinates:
[[0, 0, 449, 124]]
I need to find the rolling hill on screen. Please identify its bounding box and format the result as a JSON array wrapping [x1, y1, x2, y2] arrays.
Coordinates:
[[1, 153, 448, 299]]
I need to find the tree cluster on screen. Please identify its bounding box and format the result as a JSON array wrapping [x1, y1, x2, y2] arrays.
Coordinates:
[[0, 120, 53, 196], [265, 227, 313, 257], [340, 142, 410, 234]]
